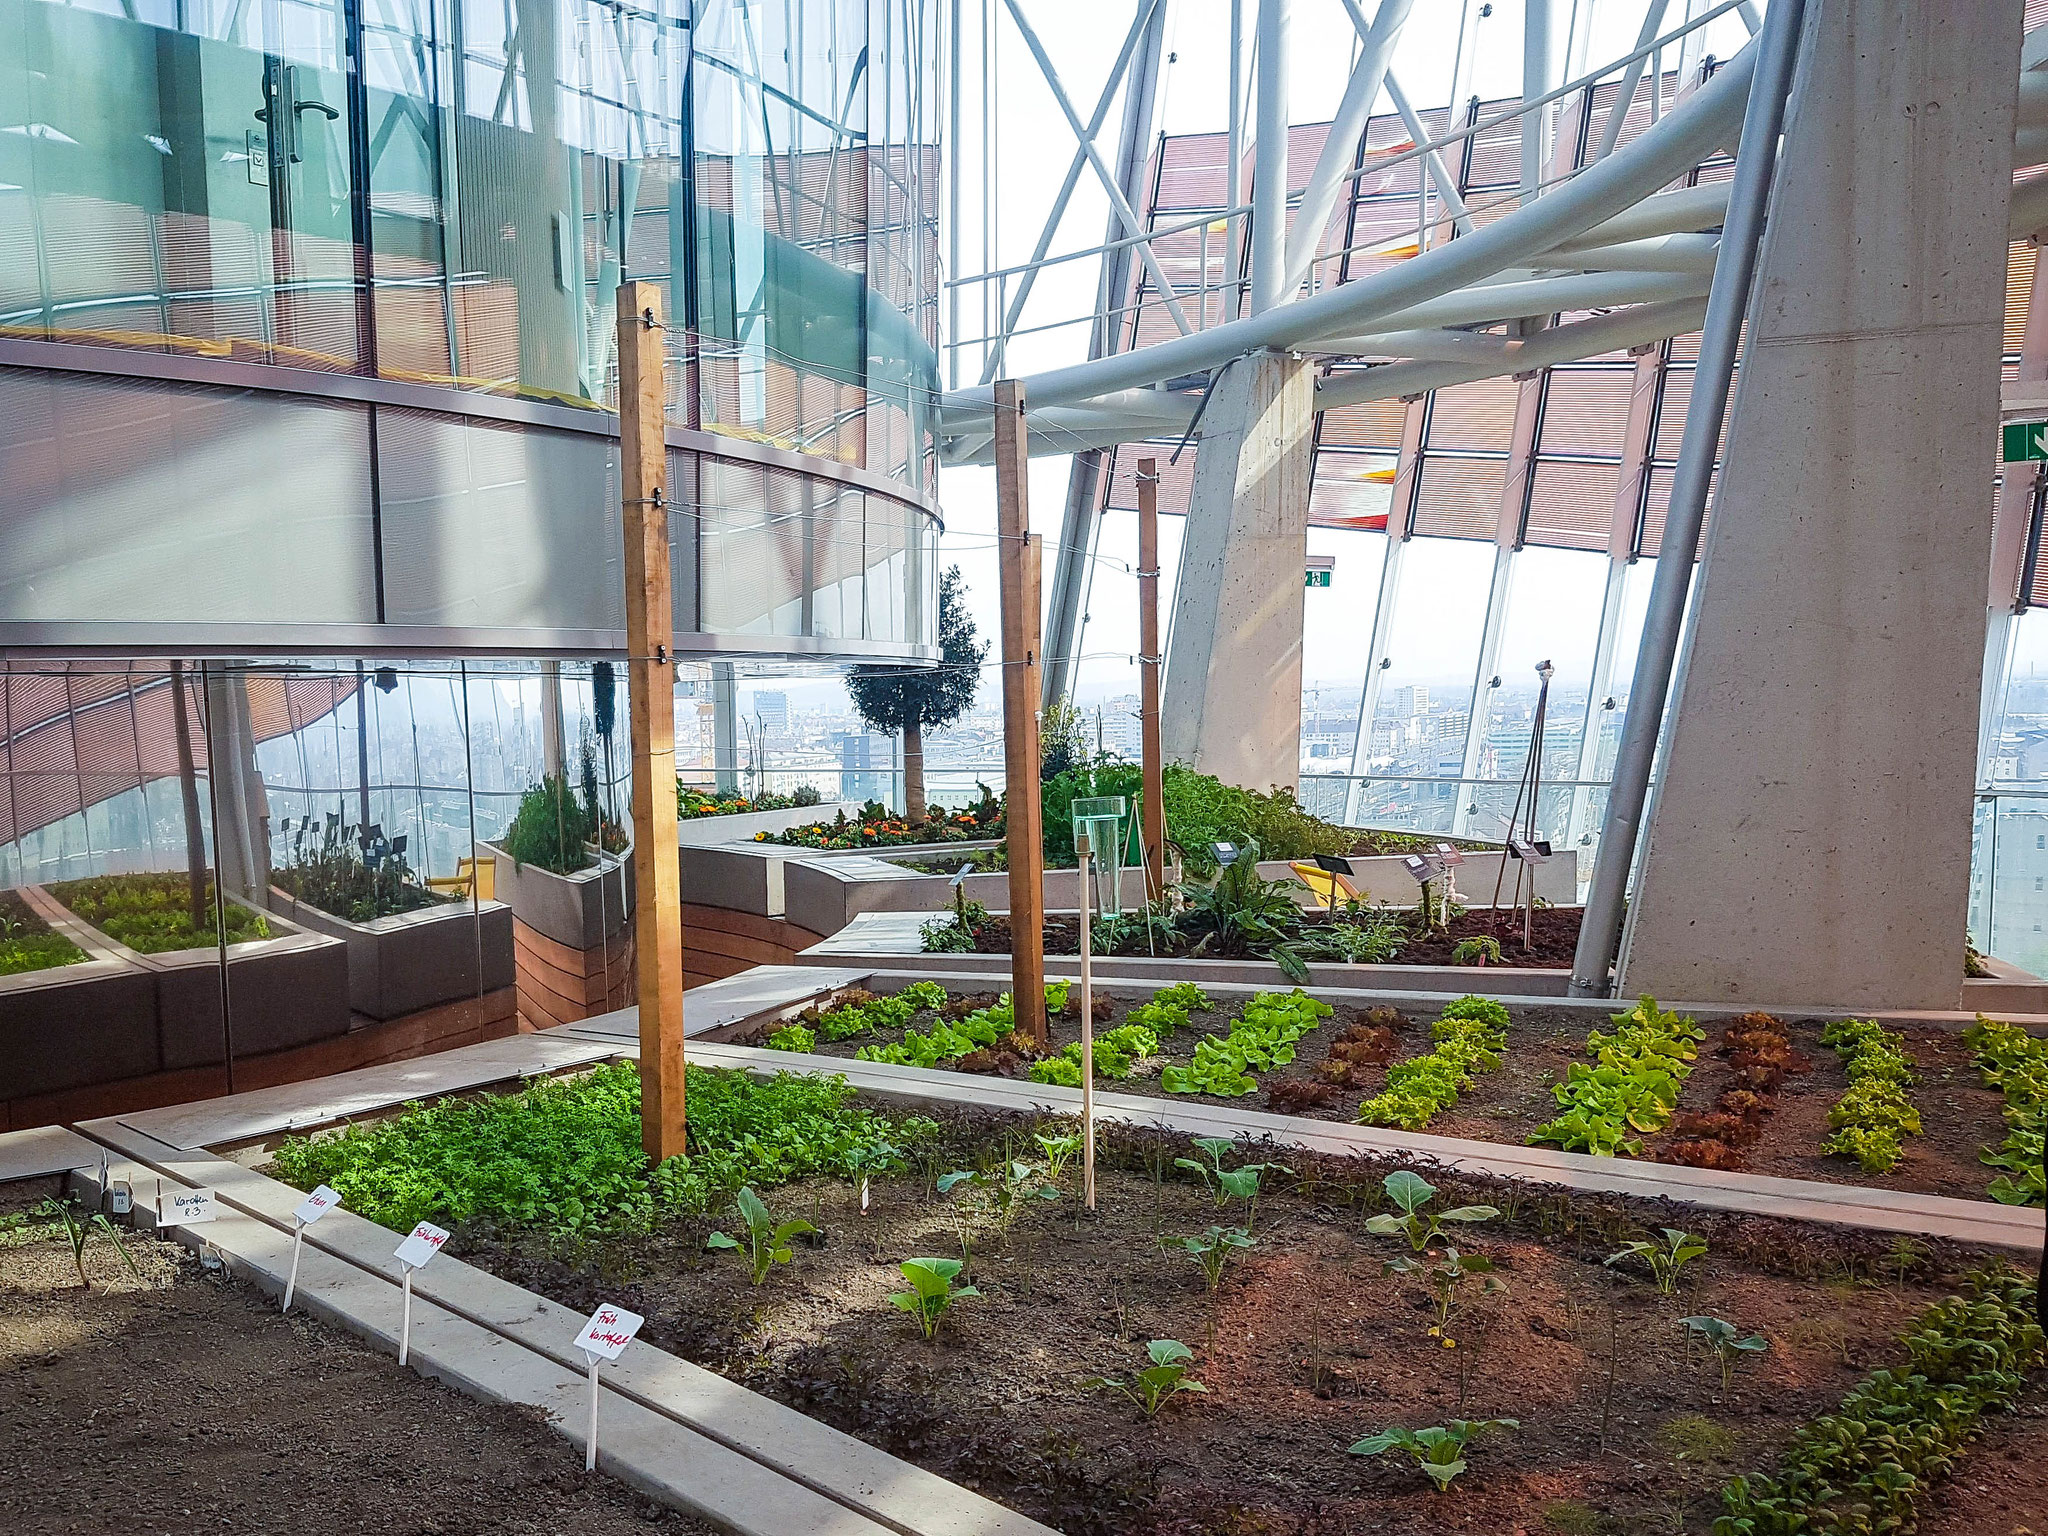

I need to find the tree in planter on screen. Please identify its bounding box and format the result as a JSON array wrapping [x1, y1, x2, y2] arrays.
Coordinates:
[[846, 566, 986, 822]]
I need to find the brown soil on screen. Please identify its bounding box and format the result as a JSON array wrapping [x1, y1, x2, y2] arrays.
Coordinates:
[[1914, 1395, 2048, 1536], [0, 1195, 712, 1535], [794, 993, 2036, 1207], [457, 1159, 2009, 1536]]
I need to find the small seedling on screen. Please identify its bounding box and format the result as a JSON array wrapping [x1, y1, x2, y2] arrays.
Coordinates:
[[890, 1256, 980, 1341], [938, 1159, 1060, 1229], [843, 1141, 899, 1215], [1386, 1245, 1505, 1348], [38, 1195, 139, 1291], [1171, 1225, 1256, 1292], [1174, 1137, 1286, 1211], [1680, 1314, 1769, 1396], [1035, 1130, 1085, 1185], [705, 1187, 817, 1285], [1450, 936, 1502, 967], [1365, 1169, 1498, 1252], [1348, 1418, 1517, 1492], [1085, 1339, 1208, 1416], [1605, 1228, 1708, 1296]]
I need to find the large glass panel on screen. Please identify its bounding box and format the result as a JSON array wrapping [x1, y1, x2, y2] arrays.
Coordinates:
[[1479, 545, 1608, 791]]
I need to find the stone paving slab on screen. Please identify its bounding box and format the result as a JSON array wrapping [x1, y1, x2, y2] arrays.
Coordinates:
[[0, 1122, 103, 1183], [679, 1043, 2046, 1256], [563, 966, 867, 1044], [75, 1119, 1055, 1536], [116, 1032, 623, 1150]]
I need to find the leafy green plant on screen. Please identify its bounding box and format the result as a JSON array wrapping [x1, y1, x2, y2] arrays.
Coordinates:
[[1173, 1137, 1285, 1210], [39, 1195, 140, 1290], [1356, 995, 1510, 1130], [1185, 841, 1320, 980], [274, 814, 453, 922], [1172, 1225, 1256, 1291], [843, 1140, 901, 1214], [1085, 1339, 1208, 1416], [1715, 1269, 2043, 1536], [1159, 989, 1333, 1096], [814, 982, 948, 1041], [501, 774, 601, 875], [1126, 982, 1211, 1036], [1818, 1017, 1922, 1174], [1034, 1130, 1085, 1183], [1386, 1245, 1505, 1349], [1529, 995, 1704, 1157], [1450, 936, 1502, 967], [1962, 1015, 2047, 1207], [1606, 1228, 1708, 1295], [1295, 911, 1408, 965], [0, 891, 85, 976], [1027, 1022, 1160, 1086], [1349, 1419, 1518, 1493], [938, 1159, 1059, 1228], [705, 1186, 817, 1285], [677, 783, 821, 819], [271, 1062, 929, 1234], [1365, 1169, 1499, 1251], [1681, 1315, 1769, 1396], [890, 1256, 980, 1341], [764, 1023, 816, 1053], [52, 873, 269, 954]]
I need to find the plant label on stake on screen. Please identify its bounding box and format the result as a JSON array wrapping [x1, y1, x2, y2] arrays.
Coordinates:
[[392, 1220, 449, 1366], [157, 1187, 218, 1228], [282, 1185, 340, 1315], [1075, 829, 1097, 1211], [572, 1304, 644, 1472]]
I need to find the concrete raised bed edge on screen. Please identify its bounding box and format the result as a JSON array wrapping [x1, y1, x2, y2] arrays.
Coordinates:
[[269, 884, 516, 1022], [0, 888, 159, 1098], [481, 840, 634, 952]]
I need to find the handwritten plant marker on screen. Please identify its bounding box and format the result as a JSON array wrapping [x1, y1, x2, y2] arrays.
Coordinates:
[[156, 1186, 218, 1228], [573, 1303, 644, 1471], [392, 1220, 449, 1366], [282, 1185, 341, 1315]]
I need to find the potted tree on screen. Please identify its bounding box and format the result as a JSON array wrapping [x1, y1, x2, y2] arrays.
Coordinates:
[[846, 565, 985, 823]]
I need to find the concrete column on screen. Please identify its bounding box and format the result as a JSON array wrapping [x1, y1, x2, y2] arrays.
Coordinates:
[[1162, 349, 1315, 790], [1619, 0, 2022, 1010], [203, 664, 273, 909]]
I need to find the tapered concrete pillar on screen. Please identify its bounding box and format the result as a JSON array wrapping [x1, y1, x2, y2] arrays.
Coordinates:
[[1619, 0, 2021, 1009], [1162, 349, 1315, 790]]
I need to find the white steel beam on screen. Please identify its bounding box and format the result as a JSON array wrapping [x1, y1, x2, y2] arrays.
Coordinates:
[[1382, 70, 1475, 241], [1251, 0, 1294, 313]]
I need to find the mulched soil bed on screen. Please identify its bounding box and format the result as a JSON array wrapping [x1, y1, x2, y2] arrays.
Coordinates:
[[454, 1142, 2041, 1536], [781, 988, 2031, 1207], [0, 1183, 712, 1536]]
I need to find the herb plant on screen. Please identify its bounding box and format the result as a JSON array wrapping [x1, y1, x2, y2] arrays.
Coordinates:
[[1681, 1315, 1769, 1396], [1349, 1419, 1518, 1492], [1085, 1339, 1207, 1416], [1818, 1017, 1922, 1174], [705, 1186, 817, 1285], [1606, 1228, 1708, 1296], [1450, 936, 1502, 967], [890, 1256, 980, 1341]]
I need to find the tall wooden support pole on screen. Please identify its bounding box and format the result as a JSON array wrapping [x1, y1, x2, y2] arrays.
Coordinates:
[[994, 379, 1047, 1045], [619, 281, 686, 1160], [1136, 457, 1166, 899]]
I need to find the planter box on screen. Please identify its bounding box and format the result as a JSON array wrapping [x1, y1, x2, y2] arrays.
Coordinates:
[[37, 886, 351, 1071], [796, 908, 1575, 996], [483, 842, 635, 1029], [675, 801, 868, 847], [783, 853, 1165, 939], [0, 888, 158, 1099], [269, 886, 516, 1022]]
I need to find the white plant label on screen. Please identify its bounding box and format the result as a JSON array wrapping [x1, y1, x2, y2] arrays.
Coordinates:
[[394, 1220, 450, 1269], [159, 1187, 218, 1227], [294, 1185, 341, 1226], [576, 1303, 644, 1362]]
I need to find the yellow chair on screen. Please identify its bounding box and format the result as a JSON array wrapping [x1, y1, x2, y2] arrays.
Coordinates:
[[426, 854, 495, 902], [1289, 861, 1359, 913]]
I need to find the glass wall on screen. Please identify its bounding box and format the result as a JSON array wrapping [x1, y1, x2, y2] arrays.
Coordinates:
[[0, 0, 940, 486]]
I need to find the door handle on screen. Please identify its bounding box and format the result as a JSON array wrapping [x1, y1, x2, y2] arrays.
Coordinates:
[[254, 65, 340, 164]]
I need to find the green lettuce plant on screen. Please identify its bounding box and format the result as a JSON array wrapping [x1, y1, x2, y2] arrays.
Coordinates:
[[1819, 1017, 1921, 1174], [765, 1023, 815, 1053], [1356, 995, 1511, 1130], [1962, 1016, 2046, 1206], [1529, 995, 1704, 1156], [1159, 989, 1333, 1096]]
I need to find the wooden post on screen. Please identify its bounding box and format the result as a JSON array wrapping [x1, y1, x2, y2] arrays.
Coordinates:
[[618, 281, 686, 1161], [994, 379, 1047, 1045], [1136, 457, 1166, 900]]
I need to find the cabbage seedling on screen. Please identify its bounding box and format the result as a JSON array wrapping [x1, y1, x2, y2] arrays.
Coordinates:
[[1606, 1228, 1708, 1296], [705, 1186, 817, 1285], [1349, 1418, 1517, 1492], [890, 1256, 980, 1341], [1175, 1136, 1287, 1212], [1385, 1246, 1505, 1348], [1365, 1169, 1499, 1252], [1680, 1314, 1769, 1395], [1085, 1339, 1208, 1416], [938, 1159, 1060, 1229], [1035, 1130, 1085, 1185], [1172, 1225, 1256, 1292]]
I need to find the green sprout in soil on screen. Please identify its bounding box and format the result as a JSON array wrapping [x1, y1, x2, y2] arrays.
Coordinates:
[[1681, 1315, 1770, 1397], [1084, 1339, 1207, 1417], [1349, 1418, 1517, 1493], [39, 1195, 140, 1290], [1171, 1226, 1256, 1292], [890, 1256, 979, 1341], [705, 1186, 817, 1285], [1605, 1228, 1708, 1296], [1365, 1169, 1499, 1251]]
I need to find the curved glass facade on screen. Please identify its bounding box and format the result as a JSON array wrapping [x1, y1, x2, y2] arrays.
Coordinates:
[[0, 0, 941, 656]]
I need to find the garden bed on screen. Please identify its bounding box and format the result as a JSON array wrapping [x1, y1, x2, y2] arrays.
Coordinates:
[[771, 983, 2039, 1209], [258, 1063, 2045, 1536]]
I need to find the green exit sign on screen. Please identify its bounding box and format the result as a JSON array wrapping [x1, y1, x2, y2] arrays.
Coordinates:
[[2004, 421, 2048, 461], [1305, 569, 1331, 588]]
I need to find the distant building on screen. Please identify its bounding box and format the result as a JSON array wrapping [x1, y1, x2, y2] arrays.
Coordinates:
[[753, 691, 789, 734], [837, 732, 893, 803]]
